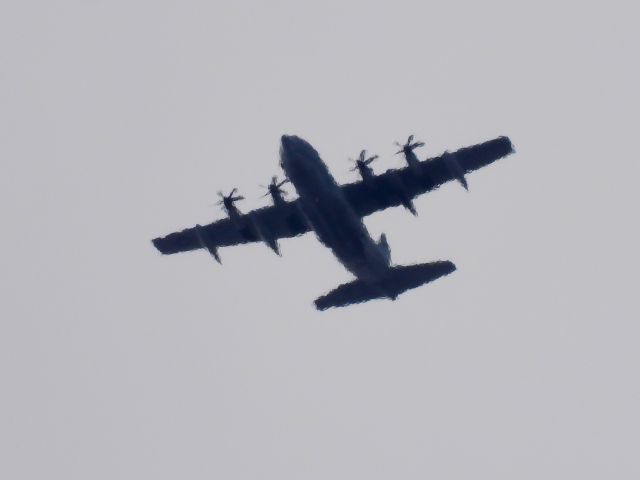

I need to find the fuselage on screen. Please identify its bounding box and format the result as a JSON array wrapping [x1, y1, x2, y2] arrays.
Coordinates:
[[279, 135, 391, 284]]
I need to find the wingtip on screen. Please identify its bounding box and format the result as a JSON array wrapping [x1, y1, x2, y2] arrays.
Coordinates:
[[500, 135, 515, 155], [313, 298, 329, 311], [443, 260, 457, 274], [151, 237, 165, 254]]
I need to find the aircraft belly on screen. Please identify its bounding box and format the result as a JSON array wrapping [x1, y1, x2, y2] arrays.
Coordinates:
[[298, 192, 388, 281], [280, 135, 391, 283]]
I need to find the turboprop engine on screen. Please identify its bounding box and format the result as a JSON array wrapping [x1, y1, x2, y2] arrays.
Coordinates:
[[261, 176, 289, 204], [216, 188, 244, 218], [394, 134, 425, 169], [349, 150, 378, 181]]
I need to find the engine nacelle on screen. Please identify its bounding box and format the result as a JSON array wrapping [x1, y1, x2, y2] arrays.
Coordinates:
[[388, 173, 418, 216], [250, 216, 281, 256], [194, 224, 221, 263], [263, 176, 289, 205], [267, 186, 286, 205], [404, 149, 421, 169], [356, 162, 375, 182], [443, 152, 468, 190]]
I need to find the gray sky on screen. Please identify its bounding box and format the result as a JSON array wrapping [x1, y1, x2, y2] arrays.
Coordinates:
[[1, 1, 639, 478]]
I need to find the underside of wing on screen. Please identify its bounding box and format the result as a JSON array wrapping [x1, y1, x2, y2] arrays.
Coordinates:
[[343, 136, 514, 217], [152, 137, 512, 256], [152, 201, 310, 256]]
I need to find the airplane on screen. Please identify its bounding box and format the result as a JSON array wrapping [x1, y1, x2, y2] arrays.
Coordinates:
[[152, 134, 514, 310]]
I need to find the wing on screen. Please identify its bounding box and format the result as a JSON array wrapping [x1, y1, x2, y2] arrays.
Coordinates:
[[152, 201, 310, 255], [153, 136, 513, 256], [342, 136, 514, 217]]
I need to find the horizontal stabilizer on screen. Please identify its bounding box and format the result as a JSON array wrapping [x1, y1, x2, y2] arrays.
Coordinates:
[[314, 261, 456, 311]]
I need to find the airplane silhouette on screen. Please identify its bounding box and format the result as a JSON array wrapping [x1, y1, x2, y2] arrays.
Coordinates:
[[152, 134, 514, 310]]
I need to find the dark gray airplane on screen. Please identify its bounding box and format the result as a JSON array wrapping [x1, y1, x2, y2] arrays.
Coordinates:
[[152, 134, 514, 310]]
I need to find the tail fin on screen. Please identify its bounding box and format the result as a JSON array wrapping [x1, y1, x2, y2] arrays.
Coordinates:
[[314, 261, 456, 311]]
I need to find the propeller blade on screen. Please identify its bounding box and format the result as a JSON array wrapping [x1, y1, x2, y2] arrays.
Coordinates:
[[364, 155, 378, 165], [276, 179, 289, 188], [407, 134, 414, 145]]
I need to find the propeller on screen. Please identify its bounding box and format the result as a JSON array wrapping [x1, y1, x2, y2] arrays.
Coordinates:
[[394, 134, 425, 155], [216, 188, 244, 210], [349, 150, 379, 172], [260, 176, 289, 198]]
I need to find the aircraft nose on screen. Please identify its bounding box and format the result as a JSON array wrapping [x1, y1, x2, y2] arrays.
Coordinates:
[[279, 135, 294, 169], [280, 134, 308, 169], [280, 135, 301, 167], [281, 135, 294, 151]]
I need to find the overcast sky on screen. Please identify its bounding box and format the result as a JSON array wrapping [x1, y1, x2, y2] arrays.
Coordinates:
[[1, 1, 639, 479]]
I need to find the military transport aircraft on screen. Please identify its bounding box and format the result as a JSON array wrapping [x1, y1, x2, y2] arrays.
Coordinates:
[[152, 134, 514, 310]]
